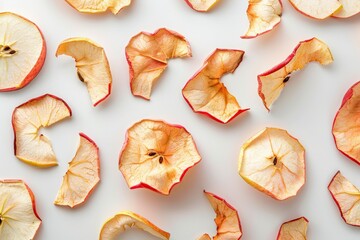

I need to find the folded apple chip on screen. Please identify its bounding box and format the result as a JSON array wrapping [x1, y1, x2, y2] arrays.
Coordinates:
[[65, 0, 131, 14], [328, 171, 360, 227], [238, 128, 305, 200], [119, 119, 201, 195], [55, 133, 100, 208], [0, 180, 41, 240], [12, 94, 72, 167], [258, 38, 333, 111], [242, 0, 282, 39], [185, 0, 219, 12], [288, 0, 342, 19], [182, 49, 248, 124], [197, 234, 211, 240], [332, 0, 360, 18], [333, 81, 360, 165], [99, 211, 170, 240], [56, 38, 112, 106], [277, 217, 308, 240]]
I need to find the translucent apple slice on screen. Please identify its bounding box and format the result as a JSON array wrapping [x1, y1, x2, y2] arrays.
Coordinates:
[[238, 128, 305, 200], [184, 0, 219, 12], [241, 0, 282, 39], [0, 180, 41, 239], [182, 49, 249, 124], [333, 83, 360, 165], [288, 0, 342, 19], [328, 171, 360, 227], [0, 12, 46, 91], [65, 0, 131, 14], [54, 133, 100, 208], [332, 0, 360, 18], [277, 217, 308, 240], [56, 38, 112, 106], [258, 38, 333, 111], [126, 28, 191, 100], [119, 119, 201, 195], [99, 211, 170, 240]]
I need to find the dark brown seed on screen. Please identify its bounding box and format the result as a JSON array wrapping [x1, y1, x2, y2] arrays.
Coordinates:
[[77, 72, 85, 82], [148, 152, 156, 157], [273, 157, 277, 166], [9, 50, 16, 54], [283, 76, 290, 83], [0, 218, 2, 225], [159, 156, 164, 164], [3, 46, 10, 51]]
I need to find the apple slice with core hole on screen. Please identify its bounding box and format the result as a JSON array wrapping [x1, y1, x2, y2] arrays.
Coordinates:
[[119, 119, 201, 195], [333, 81, 360, 165], [238, 128, 305, 200], [0, 180, 41, 239], [0, 12, 46, 91], [258, 37, 333, 111], [99, 211, 170, 240], [332, 0, 360, 18], [54, 133, 100, 208], [56, 38, 112, 106], [242, 0, 282, 39], [288, 0, 342, 19], [12, 94, 72, 167], [182, 49, 249, 124], [184, 0, 219, 12], [328, 171, 360, 226], [64, 0, 131, 14], [126, 28, 191, 100], [277, 217, 308, 240]]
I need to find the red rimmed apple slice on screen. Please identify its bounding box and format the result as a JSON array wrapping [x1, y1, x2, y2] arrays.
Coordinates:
[[288, 0, 342, 19], [64, 0, 131, 14], [258, 37, 333, 111], [277, 217, 308, 240], [126, 28, 191, 100], [99, 211, 170, 240], [12, 94, 72, 167], [333, 81, 360, 165], [184, 0, 219, 12], [241, 0, 282, 39], [182, 49, 249, 124], [238, 128, 305, 200], [332, 0, 360, 18], [54, 133, 100, 208], [0, 12, 46, 91], [56, 38, 112, 106], [0, 180, 41, 239], [328, 171, 360, 227], [119, 119, 201, 195]]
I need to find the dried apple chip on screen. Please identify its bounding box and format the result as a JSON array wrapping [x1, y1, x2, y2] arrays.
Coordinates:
[[288, 0, 342, 19], [12, 94, 72, 167], [0, 180, 41, 240], [333, 81, 360, 165], [328, 171, 360, 226], [99, 211, 170, 240], [277, 217, 308, 240], [54, 133, 100, 208], [185, 0, 219, 12], [242, 0, 282, 39], [126, 28, 191, 100], [119, 119, 201, 195], [238, 128, 305, 200], [332, 0, 360, 18], [182, 49, 248, 124], [64, 0, 131, 14], [197, 234, 211, 240], [56, 37, 112, 106], [258, 38, 333, 111]]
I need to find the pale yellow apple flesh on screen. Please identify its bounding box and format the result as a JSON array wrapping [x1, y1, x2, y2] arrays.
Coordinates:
[[277, 217, 308, 240], [65, 0, 131, 14], [332, 0, 360, 18], [288, 0, 342, 19], [185, 0, 219, 12]]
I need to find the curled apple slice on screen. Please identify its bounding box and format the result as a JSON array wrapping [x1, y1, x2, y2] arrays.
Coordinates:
[[56, 38, 112, 106], [288, 0, 342, 19], [328, 171, 360, 226], [99, 211, 170, 240], [277, 217, 308, 240], [0, 12, 46, 91], [332, 0, 360, 18], [185, 0, 219, 12], [333, 82, 360, 165], [54, 133, 100, 208], [12, 94, 72, 167], [0, 180, 41, 239], [241, 0, 282, 39], [238, 128, 305, 200], [126, 28, 191, 100], [258, 38, 333, 111], [119, 119, 201, 195], [65, 0, 131, 14], [182, 49, 248, 124], [197, 234, 211, 240]]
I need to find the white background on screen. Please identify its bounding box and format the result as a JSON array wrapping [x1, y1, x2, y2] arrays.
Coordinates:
[[1, 0, 360, 239]]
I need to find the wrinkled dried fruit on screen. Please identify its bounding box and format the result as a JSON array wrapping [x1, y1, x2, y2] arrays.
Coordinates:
[[332, 0, 360, 18], [182, 49, 248, 123], [277, 217, 308, 240], [197, 234, 211, 240], [238, 128, 305, 200], [126, 28, 191, 100], [119, 119, 201, 195], [258, 38, 333, 110], [65, 0, 131, 14], [288, 0, 341, 19], [185, 0, 219, 12], [12, 94, 72, 167]]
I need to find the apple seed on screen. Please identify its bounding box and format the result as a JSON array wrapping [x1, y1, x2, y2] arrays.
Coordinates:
[[159, 156, 164, 164], [273, 156, 278, 165], [3, 46, 10, 51], [283, 76, 290, 83], [148, 151, 157, 157], [77, 72, 85, 82]]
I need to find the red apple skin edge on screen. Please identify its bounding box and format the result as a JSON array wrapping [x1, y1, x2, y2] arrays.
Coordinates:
[[332, 81, 360, 166], [118, 119, 202, 195], [11, 94, 72, 157], [276, 217, 309, 240], [184, 0, 217, 12], [0, 13, 46, 92], [93, 83, 112, 107]]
